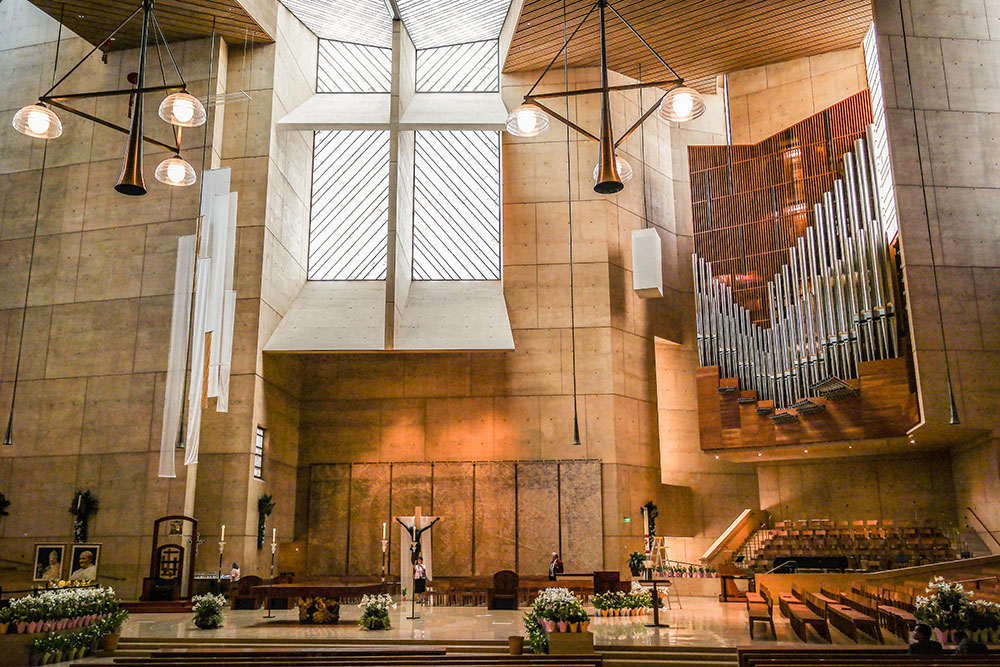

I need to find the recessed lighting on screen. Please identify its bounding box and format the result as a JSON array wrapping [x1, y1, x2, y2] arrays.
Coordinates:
[[803, 449, 808, 453], [714, 455, 719, 460], [757, 452, 762, 457], [848, 445, 852, 449]]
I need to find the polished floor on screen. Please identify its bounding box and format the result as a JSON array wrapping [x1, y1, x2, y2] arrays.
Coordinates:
[[121, 596, 902, 647]]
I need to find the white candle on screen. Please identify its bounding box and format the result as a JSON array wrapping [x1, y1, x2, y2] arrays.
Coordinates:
[[382, 522, 387, 539], [272, 527, 276, 543], [221, 524, 225, 541]]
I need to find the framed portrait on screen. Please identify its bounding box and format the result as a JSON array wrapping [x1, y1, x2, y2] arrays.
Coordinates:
[[68, 543, 101, 582], [33, 544, 66, 582]]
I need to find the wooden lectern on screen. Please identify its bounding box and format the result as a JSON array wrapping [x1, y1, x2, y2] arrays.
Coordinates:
[[717, 562, 750, 603]]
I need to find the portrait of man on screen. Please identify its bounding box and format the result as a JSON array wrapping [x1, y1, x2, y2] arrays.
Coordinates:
[[68, 544, 101, 581], [33, 544, 66, 582]]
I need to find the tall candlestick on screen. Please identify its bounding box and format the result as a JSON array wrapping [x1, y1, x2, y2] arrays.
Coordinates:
[[382, 522, 386, 539], [272, 527, 276, 543], [221, 524, 225, 541]]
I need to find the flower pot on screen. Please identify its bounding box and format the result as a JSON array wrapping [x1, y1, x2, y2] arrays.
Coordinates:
[[101, 633, 121, 652], [571, 622, 581, 632], [77, 646, 87, 659], [28, 653, 41, 667], [0, 622, 7, 634], [557, 621, 568, 632], [508, 635, 524, 655], [988, 627, 1000, 643], [27, 621, 38, 634], [581, 621, 590, 632], [39, 653, 51, 666]]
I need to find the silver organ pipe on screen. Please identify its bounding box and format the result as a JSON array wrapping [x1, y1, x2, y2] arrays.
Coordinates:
[[692, 129, 900, 411]]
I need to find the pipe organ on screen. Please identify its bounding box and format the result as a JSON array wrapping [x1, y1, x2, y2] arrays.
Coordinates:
[[689, 92, 919, 454], [693, 128, 900, 415]]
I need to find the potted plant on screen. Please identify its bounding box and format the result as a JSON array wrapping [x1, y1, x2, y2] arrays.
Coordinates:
[[358, 593, 395, 630], [627, 552, 645, 578], [192, 593, 226, 630], [914, 577, 969, 644], [965, 599, 1000, 643], [523, 588, 589, 653], [101, 609, 130, 651]]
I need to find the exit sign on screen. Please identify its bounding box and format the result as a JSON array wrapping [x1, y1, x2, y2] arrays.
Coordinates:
[[623, 517, 631, 523]]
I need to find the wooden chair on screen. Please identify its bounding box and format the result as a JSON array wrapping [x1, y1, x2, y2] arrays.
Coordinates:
[[487, 570, 519, 610], [232, 575, 263, 610]]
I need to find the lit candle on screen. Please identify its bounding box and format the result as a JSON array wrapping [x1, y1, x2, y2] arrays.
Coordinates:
[[382, 522, 387, 539], [272, 527, 276, 543], [220, 524, 225, 541]]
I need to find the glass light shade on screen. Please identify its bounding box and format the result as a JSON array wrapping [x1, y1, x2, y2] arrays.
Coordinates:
[[155, 156, 197, 187], [658, 86, 706, 123], [12, 104, 62, 139], [592, 156, 633, 185], [505, 103, 549, 137], [158, 92, 207, 128]]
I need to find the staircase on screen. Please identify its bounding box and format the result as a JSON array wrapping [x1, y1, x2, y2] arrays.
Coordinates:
[[77, 637, 739, 667]]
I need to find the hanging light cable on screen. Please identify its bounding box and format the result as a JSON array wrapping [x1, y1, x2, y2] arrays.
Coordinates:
[[559, 0, 582, 446], [5, 6, 65, 447]]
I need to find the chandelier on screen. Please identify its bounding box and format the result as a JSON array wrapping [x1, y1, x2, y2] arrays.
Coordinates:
[[10, 0, 206, 195], [505, 0, 705, 194]]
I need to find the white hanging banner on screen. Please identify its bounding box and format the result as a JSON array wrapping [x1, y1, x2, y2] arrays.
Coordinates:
[[216, 290, 237, 413], [184, 257, 212, 465], [206, 192, 231, 398], [158, 234, 196, 478]]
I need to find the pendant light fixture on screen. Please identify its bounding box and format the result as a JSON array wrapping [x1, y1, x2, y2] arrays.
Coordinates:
[[10, 0, 205, 195], [505, 0, 705, 194]]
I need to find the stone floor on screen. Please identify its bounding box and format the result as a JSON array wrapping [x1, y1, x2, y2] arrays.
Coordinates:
[[121, 596, 903, 647]]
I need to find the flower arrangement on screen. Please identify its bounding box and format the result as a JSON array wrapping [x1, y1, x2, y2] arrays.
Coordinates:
[[26, 612, 128, 665], [4, 586, 121, 634], [358, 593, 395, 630], [192, 593, 227, 629], [523, 588, 590, 653], [913, 576, 1000, 643], [591, 583, 662, 616]]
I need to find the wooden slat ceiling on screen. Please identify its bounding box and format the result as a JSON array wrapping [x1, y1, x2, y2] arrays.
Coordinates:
[[27, 0, 271, 51], [504, 0, 872, 91]]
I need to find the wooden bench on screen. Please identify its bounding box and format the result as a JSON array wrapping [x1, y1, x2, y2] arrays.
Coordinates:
[[826, 603, 883, 643], [777, 593, 799, 618], [786, 602, 831, 643], [737, 647, 997, 667]]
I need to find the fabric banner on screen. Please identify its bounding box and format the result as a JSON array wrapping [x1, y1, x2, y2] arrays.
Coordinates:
[[157, 235, 196, 478], [183, 257, 212, 465]]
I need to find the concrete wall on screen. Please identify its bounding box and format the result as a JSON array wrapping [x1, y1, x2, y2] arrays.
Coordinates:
[[871, 0, 1000, 551], [0, 0, 202, 596], [758, 452, 957, 526], [726, 47, 867, 144]]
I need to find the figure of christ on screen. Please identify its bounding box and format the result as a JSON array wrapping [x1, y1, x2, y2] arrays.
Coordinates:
[[395, 515, 440, 564]]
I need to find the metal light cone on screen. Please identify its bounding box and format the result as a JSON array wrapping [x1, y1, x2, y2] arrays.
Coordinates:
[[572, 412, 582, 446], [948, 383, 960, 425], [3, 415, 12, 446], [115, 0, 153, 196]]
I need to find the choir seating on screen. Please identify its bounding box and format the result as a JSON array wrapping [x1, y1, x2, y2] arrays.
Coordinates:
[[749, 520, 957, 573]]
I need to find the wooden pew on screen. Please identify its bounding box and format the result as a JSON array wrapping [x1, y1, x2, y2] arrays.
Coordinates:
[[785, 602, 831, 643], [747, 587, 776, 639], [737, 647, 996, 667]]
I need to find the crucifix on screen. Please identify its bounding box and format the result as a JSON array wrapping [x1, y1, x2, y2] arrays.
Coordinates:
[[394, 506, 440, 620]]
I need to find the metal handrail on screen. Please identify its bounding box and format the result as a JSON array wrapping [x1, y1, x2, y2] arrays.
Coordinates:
[[950, 576, 1000, 585], [966, 506, 1000, 549], [765, 560, 797, 574]]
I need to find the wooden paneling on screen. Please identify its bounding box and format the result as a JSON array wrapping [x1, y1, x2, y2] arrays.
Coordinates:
[[27, 0, 271, 51], [688, 90, 873, 325], [504, 1, 871, 91], [697, 357, 920, 453]]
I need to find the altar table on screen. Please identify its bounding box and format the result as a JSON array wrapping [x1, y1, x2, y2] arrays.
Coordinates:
[[252, 582, 387, 624]]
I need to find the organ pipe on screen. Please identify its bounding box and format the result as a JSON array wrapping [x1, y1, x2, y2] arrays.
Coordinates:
[[693, 127, 899, 410]]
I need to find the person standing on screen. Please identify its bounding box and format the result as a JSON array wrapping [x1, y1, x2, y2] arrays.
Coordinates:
[[230, 562, 241, 583], [413, 557, 427, 603], [548, 552, 564, 581]]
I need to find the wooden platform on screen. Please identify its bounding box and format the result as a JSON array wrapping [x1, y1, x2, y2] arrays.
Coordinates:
[[697, 357, 919, 455]]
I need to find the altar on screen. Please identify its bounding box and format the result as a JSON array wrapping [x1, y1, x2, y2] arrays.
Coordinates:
[[252, 582, 387, 624]]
